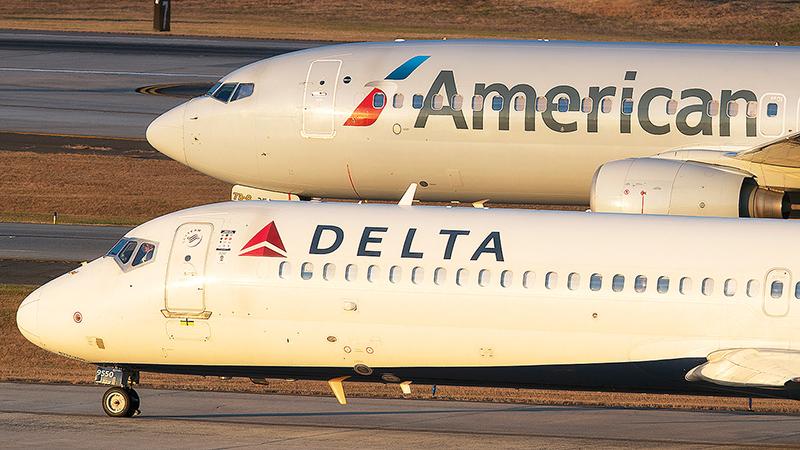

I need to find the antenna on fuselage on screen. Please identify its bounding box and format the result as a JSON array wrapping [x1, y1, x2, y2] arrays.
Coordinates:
[[398, 183, 417, 206]]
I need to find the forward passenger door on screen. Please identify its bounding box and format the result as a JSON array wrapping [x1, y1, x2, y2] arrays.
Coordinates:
[[302, 60, 342, 138]]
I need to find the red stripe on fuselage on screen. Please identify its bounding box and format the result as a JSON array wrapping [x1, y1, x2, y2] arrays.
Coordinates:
[[343, 88, 385, 127]]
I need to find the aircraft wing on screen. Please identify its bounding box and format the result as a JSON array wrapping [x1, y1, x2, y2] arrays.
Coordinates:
[[686, 348, 800, 388], [733, 132, 800, 168]]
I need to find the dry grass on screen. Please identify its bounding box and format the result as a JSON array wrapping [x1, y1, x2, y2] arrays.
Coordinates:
[[0, 151, 230, 225], [3, 284, 800, 414], [0, 1, 799, 44]]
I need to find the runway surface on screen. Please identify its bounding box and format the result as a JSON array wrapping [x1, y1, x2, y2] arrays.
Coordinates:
[[0, 223, 130, 262], [1, 383, 799, 448], [0, 30, 322, 138]]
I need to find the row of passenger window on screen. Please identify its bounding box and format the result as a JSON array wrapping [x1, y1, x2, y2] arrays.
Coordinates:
[[279, 262, 798, 299], [373, 92, 778, 118]]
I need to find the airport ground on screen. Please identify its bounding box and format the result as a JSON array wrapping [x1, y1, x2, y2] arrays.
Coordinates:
[[1, 23, 800, 446], [0, 1, 799, 45]]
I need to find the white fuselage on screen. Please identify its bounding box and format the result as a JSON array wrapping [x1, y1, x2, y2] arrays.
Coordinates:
[[147, 40, 800, 204], [17, 201, 800, 396]]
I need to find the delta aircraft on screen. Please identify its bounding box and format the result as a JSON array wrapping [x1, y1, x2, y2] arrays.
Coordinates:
[[147, 39, 800, 219], [16, 186, 800, 417]]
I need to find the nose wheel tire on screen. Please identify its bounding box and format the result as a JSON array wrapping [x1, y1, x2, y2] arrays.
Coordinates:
[[102, 387, 140, 417]]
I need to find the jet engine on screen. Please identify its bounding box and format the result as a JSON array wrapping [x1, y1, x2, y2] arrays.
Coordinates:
[[590, 158, 789, 219]]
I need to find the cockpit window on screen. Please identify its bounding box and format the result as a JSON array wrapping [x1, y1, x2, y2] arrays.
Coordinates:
[[132, 242, 156, 267], [205, 82, 222, 96], [106, 238, 129, 257], [212, 83, 238, 102], [231, 83, 254, 101], [118, 240, 138, 264]]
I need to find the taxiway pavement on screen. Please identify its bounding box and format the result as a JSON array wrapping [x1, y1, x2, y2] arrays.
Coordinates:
[[0, 223, 130, 262], [0, 30, 323, 138], [1, 383, 799, 448]]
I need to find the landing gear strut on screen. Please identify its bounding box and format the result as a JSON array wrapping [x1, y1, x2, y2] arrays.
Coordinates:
[[95, 366, 140, 417]]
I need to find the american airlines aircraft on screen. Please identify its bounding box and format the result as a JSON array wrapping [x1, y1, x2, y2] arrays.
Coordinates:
[[16, 189, 800, 417], [146, 39, 800, 218]]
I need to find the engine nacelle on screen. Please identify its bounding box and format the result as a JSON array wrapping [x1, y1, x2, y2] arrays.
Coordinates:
[[590, 158, 789, 219]]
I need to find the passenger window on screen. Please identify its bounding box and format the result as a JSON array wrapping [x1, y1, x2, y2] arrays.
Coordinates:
[[567, 272, 580, 290], [478, 269, 491, 287], [666, 99, 678, 115], [600, 97, 614, 113], [679, 277, 692, 294], [367, 265, 380, 282], [557, 97, 569, 113], [795, 282, 800, 299], [132, 242, 156, 267], [106, 238, 128, 257], [230, 83, 254, 101], [535, 96, 547, 112], [472, 95, 484, 111], [279, 261, 291, 279], [581, 97, 593, 113], [706, 100, 719, 116], [634, 275, 647, 293], [323, 263, 336, 281], [523, 271, 534, 288], [212, 82, 237, 102], [451, 94, 463, 111], [431, 94, 443, 110], [301, 262, 314, 280], [456, 268, 469, 286], [373, 92, 386, 109], [767, 103, 779, 117], [723, 279, 736, 297], [656, 276, 669, 294], [491, 96, 503, 111], [345, 264, 358, 281], [118, 240, 138, 264], [746, 101, 758, 118], [412, 266, 424, 284], [434, 267, 446, 285], [771, 280, 784, 299], [545, 271, 558, 290], [702, 278, 714, 296], [389, 265, 401, 283], [500, 270, 513, 288], [726, 101, 739, 117], [514, 96, 525, 112], [622, 98, 633, 115], [746, 279, 759, 297], [393, 93, 404, 108], [612, 274, 625, 292], [600, 97, 613, 114], [589, 273, 602, 291], [412, 94, 424, 109]]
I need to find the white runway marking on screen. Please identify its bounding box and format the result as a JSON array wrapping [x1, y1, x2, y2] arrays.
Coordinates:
[[0, 67, 216, 77]]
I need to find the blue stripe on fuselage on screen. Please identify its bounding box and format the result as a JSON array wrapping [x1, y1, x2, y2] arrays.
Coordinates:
[[385, 55, 430, 80]]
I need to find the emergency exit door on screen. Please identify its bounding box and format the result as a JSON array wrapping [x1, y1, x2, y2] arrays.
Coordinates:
[[764, 268, 791, 317], [760, 94, 785, 137], [165, 223, 213, 315], [302, 60, 341, 138]]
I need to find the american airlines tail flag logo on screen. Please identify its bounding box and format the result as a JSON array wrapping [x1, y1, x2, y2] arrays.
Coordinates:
[[239, 221, 287, 257], [344, 55, 430, 127]]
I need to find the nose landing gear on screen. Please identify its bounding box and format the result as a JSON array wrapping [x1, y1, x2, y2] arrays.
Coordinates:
[[102, 386, 140, 417], [95, 366, 141, 417]]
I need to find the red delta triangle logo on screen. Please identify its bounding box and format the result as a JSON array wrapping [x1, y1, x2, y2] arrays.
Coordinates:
[[239, 221, 287, 257]]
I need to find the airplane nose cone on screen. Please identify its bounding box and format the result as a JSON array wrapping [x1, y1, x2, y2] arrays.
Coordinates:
[[147, 103, 186, 163], [16, 294, 40, 345]]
